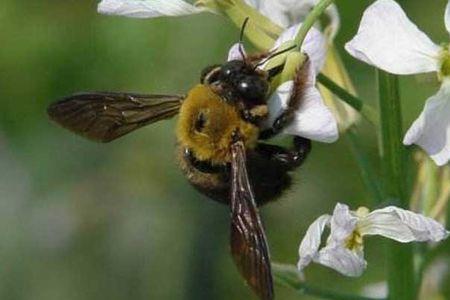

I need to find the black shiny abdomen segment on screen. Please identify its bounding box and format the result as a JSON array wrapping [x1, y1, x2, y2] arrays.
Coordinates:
[[246, 151, 292, 205], [180, 146, 292, 206]]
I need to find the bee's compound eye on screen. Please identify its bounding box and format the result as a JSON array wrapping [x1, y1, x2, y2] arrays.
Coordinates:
[[194, 112, 207, 132], [220, 60, 246, 79], [237, 76, 269, 102]]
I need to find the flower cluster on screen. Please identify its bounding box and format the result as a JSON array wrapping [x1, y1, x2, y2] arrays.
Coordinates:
[[346, 0, 450, 166]]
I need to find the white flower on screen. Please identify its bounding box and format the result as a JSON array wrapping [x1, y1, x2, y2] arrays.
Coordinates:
[[345, 0, 450, 166], [298, 203, 449, 277], [265, 63, 338, 143], [266, 25, 337, 143], [244, 0, 340, 37], [228, 24, 338, 143], [98, 0, 206, 18], [97, 0, 340, 37]]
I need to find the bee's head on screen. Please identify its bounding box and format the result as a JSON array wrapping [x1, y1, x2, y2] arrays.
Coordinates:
[[201, 60, 269, 103], [176, 84, 259, 164]]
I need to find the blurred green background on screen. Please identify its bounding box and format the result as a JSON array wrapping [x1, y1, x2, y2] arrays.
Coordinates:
[[0, 1, 448, 299]]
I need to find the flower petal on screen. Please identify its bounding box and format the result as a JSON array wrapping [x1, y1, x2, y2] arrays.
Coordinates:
[[314, 246, 367, 277], [245, 0, 340, 34], [328, 203, 358, 246], [297, 214, 331, 273], [264, 60, 338, 142], [272, 24, 327, 74], [446, 1, 450, 34], [282, 84, 339, 143], [359, 206, 449, 242], [244, 0, 306, 28], [362, 282, 388, 299], [403, 81, 450, 166], [345, 0, 440, 75], [98, 0, 204, 18], [227, 43, 247, 61], [324, 4, 340, 40]]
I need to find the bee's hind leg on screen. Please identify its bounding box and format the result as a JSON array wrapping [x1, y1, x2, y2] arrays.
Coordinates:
[[255, 136, 311, 171]]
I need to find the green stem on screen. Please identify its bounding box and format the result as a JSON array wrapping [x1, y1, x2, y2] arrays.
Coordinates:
[[423, 158, 439, 215], [346, 127, 384, 205], [272, 263, 386, 300], [318, 73, 379, 125], [377, 70, 415, 300], [447, 194, 450, 228], [294, 0, 334, 48]]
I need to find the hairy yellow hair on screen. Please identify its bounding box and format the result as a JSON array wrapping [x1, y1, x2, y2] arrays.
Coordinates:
[[176, 84, 259, 165]]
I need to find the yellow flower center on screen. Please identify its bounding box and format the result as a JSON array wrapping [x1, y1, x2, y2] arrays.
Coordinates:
[[344, 206, 369, 251], [345, 230, 364, 251]]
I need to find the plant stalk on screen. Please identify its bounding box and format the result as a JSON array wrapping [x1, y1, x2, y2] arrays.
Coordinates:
[[294, 0, 334, 48], [447, 190, 450, 227], [272, 263, 386, 300], [346, 127, 384, 205], [318, 73, 379, 125], [377, 70, 415, 300]]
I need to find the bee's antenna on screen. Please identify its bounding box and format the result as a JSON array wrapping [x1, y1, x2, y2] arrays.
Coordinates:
[[253, 45, 298, 70], [239, 17, 250, 60]]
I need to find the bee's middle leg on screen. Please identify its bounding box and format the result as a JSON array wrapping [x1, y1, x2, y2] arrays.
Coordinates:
[[255, 136, 311, 171], [258, 109, 296, 140]]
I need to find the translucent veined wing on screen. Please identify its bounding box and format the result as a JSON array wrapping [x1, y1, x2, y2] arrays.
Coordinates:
[[230, 140, 274, 300], [47, 92, 184, 142]]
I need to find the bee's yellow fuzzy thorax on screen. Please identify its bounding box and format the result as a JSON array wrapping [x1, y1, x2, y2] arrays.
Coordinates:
[[176, 84, 259, 164]]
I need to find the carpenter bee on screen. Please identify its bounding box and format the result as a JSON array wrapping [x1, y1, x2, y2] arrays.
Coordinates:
[[47, 20, 311, 300]]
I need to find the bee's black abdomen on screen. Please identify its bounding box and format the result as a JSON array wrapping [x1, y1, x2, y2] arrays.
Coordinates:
[[177, 145, 292, 206], [246, 151, 292, 205]]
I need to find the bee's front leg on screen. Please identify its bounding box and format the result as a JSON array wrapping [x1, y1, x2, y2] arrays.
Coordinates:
[[259, 56, 311, 140], [255, 136, 311, 171], [258, 110, 295, 140]]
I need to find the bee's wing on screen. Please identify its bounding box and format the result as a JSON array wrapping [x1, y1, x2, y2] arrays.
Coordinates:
[[47, 92, 184, 142], [230, 140, 274, 300]]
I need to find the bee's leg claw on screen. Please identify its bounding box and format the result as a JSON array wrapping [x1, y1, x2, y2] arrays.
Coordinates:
[[291, 136, 311, 167], [255, 136, 311, 170], [273, 112, 292, 132]]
